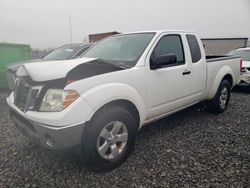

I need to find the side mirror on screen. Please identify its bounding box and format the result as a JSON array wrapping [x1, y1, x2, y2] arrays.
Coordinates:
[[152, 53, 177, 69]]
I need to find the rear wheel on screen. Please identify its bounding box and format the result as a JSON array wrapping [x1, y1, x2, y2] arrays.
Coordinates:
[[81, 106, 137, 171], [207, 80, 231, 114]]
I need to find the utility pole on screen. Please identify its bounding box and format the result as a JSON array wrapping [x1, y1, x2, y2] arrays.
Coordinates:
[[69, 14, 72, 45]]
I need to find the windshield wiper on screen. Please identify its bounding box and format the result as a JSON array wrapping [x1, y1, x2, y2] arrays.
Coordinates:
[[116, 64, 131, 69]]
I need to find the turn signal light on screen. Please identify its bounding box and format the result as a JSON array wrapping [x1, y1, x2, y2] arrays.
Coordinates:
[[62, 90, 80, 108]]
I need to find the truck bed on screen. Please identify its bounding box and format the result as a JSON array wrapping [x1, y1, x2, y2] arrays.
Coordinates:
[[205, 55, 241, 100]]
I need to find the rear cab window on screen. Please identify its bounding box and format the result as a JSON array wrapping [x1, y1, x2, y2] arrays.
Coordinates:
[[186, 34, 202, 63]]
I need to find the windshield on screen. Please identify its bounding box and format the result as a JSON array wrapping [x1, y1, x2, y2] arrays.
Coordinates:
[[229, 49, 250, 61], [82, 33, 155, 67], [43, 45, 80, 60]]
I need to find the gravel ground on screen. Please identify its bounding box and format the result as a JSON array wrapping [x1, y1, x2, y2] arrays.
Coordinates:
[[0, 89, 249, 188]]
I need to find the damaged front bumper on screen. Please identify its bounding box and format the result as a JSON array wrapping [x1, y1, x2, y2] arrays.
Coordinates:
[[239, 70, 250, 85], [6, 86, 94, 150], [9, 108, 86, 150]]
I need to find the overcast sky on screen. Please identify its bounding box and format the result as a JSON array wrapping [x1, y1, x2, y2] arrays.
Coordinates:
[[0, 0, 250, 49]]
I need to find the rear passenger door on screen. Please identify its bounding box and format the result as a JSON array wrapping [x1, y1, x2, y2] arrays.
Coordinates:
[[186, 34, 206, 101]]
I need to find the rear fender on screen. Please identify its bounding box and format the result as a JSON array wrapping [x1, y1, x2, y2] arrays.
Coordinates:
[[207, 66, 233, 100]]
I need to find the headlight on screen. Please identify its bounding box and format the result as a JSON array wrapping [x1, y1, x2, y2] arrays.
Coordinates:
[[40, 89, 79, 112], [240, 67, 248, 73], [244, 67, 249, 72]]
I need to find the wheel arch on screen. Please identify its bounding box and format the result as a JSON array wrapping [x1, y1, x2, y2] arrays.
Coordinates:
[[82, 83, 147, 128], [222, 74, 233, 87], [89, 99, 140, 129]]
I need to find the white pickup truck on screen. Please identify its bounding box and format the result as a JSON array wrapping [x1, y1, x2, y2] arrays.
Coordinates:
[[7, 30, 241, 171]]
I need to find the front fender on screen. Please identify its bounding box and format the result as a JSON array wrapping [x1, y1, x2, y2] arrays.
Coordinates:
[[207, 65, 233, 100], [80, 83, 147, 127]]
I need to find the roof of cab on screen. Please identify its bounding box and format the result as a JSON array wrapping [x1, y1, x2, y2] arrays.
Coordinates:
[[120, 30, 197, 35]]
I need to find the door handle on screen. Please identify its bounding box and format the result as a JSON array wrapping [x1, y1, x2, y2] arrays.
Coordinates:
[[182, 70, 191, 75]]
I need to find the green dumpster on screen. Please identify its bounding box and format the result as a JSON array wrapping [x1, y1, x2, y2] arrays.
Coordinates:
[[0, 43, 32, 88]]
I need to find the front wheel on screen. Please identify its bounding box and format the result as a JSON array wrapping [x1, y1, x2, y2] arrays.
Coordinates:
[[81, 106, 137, 171], [207, 80, 231, 114]]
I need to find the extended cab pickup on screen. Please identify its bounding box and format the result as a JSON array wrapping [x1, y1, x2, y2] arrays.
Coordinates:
[[6, 30, 241, 171]]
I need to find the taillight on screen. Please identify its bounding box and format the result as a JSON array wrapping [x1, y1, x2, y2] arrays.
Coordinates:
[[240, 59, 244, 72]]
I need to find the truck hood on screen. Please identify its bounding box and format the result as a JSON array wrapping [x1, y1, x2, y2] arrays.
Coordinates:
[[21, 58, 97, 82], [242, 61, 250, 68]]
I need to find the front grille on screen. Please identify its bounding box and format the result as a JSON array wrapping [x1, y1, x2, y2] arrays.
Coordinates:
[[14, 80, 30, 111], [14, 78, 40, 112]]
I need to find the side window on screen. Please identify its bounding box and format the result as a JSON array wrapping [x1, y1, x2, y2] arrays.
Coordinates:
[[150, 35, 185, 67], [73, 47, 90, 59], [186, 34, 202, 63]]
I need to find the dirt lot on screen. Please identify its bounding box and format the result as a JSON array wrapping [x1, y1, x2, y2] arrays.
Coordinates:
[[0, 88, 249, 188]]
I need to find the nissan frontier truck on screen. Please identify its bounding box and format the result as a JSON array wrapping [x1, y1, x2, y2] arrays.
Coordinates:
[[7, 30, 241, 171]]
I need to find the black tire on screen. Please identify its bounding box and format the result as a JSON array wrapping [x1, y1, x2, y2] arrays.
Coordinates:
[[81, 106, 137, 171], [207, 80, 231, 114]]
